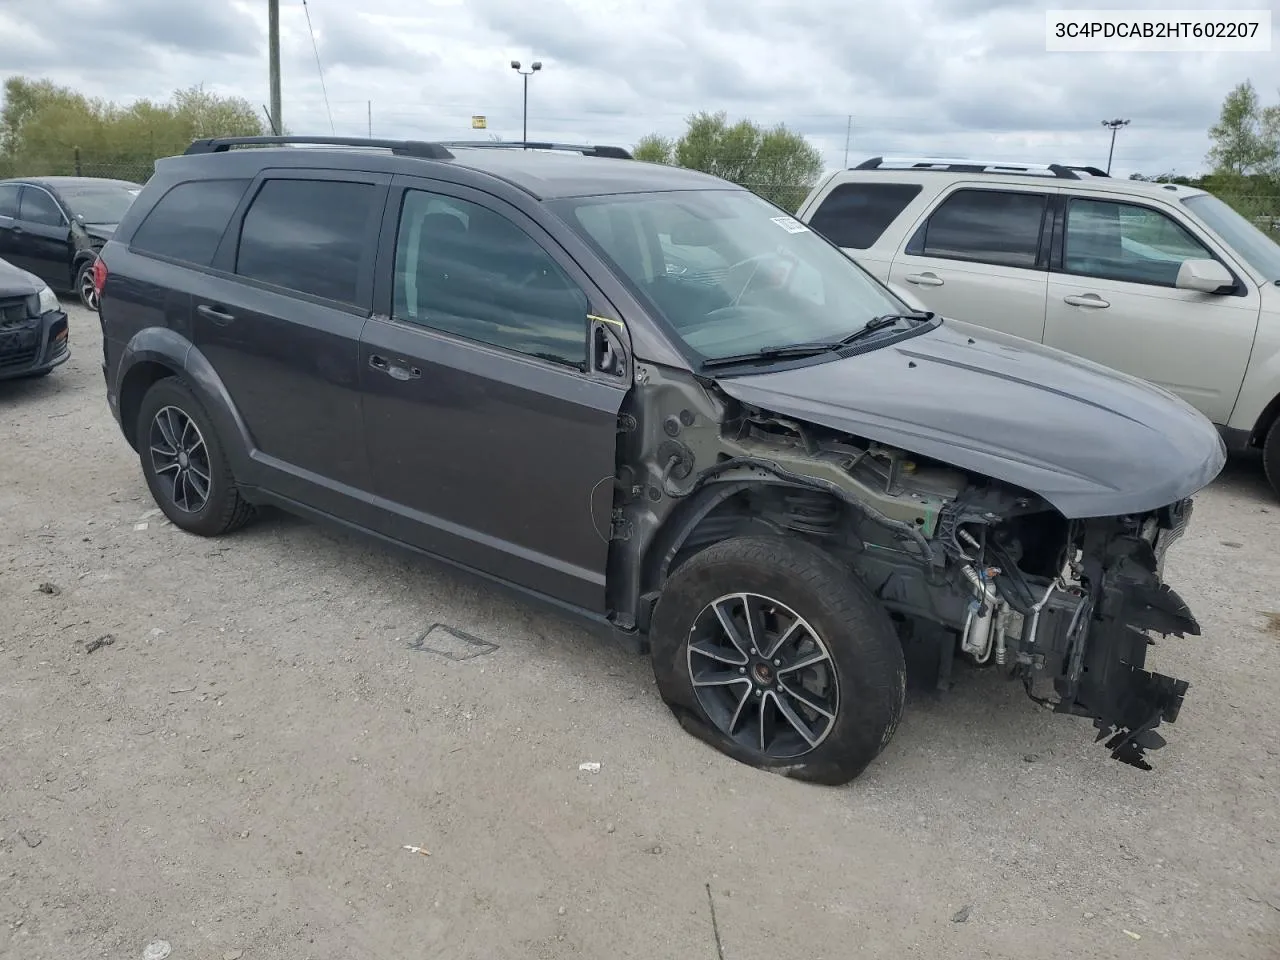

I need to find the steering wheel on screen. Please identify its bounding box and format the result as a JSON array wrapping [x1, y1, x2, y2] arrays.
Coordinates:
[[725, 253, 786, 305]]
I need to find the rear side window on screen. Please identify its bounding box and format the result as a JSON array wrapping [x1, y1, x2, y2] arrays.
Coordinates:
[[915, 189, 1047, 268], [131, 179, 250, 267], [808, 182, 922, 249], [0, 184, 19, 218], [235, 179, 377, 306], [20, 187, 65, 226]]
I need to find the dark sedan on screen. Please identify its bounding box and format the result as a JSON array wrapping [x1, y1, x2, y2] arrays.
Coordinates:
[[0, 176, 141, 311], [0, 255, 69, 380]]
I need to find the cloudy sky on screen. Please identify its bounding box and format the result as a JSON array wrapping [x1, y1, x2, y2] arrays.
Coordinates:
[[1, 0, 1277, 177]]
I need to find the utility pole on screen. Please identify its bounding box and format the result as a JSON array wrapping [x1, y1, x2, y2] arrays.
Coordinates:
[[843, 115, 852, 168], [1101, 118, 1129, 175], [268, 0, 282, 135], [510, 60, 542, 145]]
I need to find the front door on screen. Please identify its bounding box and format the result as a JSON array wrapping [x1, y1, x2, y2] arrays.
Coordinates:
[[887, 185, 1054, 341], [360, 178, 627, 612], [1043, 195, 1260, 425], [12, 185, 73, 287], [196, 170, 390, 520]]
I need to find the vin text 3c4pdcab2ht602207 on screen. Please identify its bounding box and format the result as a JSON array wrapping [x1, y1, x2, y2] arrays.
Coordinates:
[[96, 136, 1224, 784]]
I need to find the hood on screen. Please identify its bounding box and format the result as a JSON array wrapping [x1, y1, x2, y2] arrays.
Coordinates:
[[0, 256, 46, 298], [715, 319, 1226, 518], [82, 223, 116, 243]]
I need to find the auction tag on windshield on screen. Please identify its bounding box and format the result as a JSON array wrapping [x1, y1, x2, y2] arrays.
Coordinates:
[[770, 215, 809, 234]]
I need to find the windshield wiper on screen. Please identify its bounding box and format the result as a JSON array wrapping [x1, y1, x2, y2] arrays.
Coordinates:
[[836, 311, 934, 345], [701, 341, 843, 369], [700, 311, 935, 370]]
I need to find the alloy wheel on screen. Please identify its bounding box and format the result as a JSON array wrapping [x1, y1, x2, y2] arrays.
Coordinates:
[[149, 405, 212, 513], [79, 265, 99, 311], [687, 592, 840, 758]]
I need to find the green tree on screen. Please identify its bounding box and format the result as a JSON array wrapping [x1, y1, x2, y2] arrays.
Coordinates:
[[0, 77, 265, 180], [1206, 80, 1280, 177], [633, 111, 824, 211]]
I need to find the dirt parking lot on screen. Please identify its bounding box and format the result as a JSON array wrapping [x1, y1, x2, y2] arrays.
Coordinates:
[[2, 303, 1279, 960]]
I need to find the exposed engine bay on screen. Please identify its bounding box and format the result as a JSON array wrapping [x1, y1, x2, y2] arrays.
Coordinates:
[[614, 364, 1201, 771]]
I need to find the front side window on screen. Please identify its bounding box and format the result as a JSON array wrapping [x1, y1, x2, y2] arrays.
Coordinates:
[[1064, 198, 1213, 287], [808, 182, 922, 250], [394, 189, 589, 369], [550, 189, 909, 362], [19, 187, 65, 227], [916, 188, 1047, 268], [236, 178, 377, 305], [131, 179, 250, 267]]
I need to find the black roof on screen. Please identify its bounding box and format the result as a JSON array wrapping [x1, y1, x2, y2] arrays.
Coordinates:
[[168, 137, 733, 200]]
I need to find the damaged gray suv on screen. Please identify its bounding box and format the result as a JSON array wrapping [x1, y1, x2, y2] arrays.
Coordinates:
[[97, 137, 1225, 784]]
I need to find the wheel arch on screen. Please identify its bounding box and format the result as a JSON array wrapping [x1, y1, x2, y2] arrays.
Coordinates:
[[1250, 390, 1280, 448], [115, 330, 254, 478]]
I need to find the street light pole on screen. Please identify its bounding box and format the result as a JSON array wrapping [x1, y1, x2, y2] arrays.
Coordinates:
[[1101, 118, 1130, 175], [510, 60, 542, 146]]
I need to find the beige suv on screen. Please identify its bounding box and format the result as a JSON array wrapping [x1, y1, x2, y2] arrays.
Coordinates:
[[797, 157, 1280, 496]]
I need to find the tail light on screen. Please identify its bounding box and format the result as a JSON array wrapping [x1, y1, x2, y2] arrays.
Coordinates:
[[92, 257, 108, 295]]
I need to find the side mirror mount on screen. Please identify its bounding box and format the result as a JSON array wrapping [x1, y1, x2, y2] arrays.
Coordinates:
[[1175, 258, 1235, 294], [590, 316, 629, 378]]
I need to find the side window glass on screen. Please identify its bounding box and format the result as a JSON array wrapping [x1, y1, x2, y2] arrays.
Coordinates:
[[236, 178, 378, 306], [19, 188, 65, 227], [394, 189, 590, 369], [920, 189, 1047, 268], [0, 184, 19, 218], [1064, 198, 1214, 287], [131, 179, 250, 267], [808, 182, 922, 249]]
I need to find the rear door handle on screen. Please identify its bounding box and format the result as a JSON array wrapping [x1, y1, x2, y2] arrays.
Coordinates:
[[904, 272, 944, 286], [196, 303, 236, 325], [1063, 294, 1110, 309], [369, 354, 421, 381]]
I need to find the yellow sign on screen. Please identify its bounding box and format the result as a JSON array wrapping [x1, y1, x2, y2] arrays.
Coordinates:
[[471, 115, 487, 129]]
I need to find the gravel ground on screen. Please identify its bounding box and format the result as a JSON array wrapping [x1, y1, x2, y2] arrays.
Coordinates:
[[2, 302, 1278, 960]]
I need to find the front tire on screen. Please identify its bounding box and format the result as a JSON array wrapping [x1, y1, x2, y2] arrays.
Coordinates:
[[75, 259, 98, 311], [136, 377, 254, 536], [649, 536, 906, 785]]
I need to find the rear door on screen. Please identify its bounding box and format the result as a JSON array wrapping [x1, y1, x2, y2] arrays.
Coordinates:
[[196, 170, 389, 520], [360, 177, 628, 612], [886, 185, 1055, 341], [12, 185, 73, 287], [1043, 194, 1260, 424]]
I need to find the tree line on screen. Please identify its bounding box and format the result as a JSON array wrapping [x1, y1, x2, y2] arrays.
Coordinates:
[[0, 76, 265, 181]]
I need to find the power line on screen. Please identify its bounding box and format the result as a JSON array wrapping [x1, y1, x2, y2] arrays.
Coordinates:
[[300, 0, 335, 135]]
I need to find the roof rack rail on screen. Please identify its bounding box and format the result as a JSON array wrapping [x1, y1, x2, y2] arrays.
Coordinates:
[[184, 136, 455, 160], [852, 156, 1109, 180], [437, 140, 633, 160]]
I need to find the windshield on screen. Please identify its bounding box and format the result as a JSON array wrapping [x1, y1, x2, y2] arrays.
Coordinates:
[[550, 190, 909, 361], [61, 183, 141, 225], [1182, 192, 1280, 282]]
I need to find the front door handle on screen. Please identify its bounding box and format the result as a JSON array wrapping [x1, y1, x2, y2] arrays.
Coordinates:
[[369, 354, 421, 381], [196, 303, 236, 325], [1063, 294, 1110, 309], [904, 272, 944, 286]]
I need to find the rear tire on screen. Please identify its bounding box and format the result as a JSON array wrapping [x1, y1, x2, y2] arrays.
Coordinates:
[[649, 535, 906, 785], [1265, 417, 1280, 501], [136, 377, 254, 537]]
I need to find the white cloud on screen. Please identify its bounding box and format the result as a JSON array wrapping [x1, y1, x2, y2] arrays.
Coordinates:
[[1, 0, 1277, 178]]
